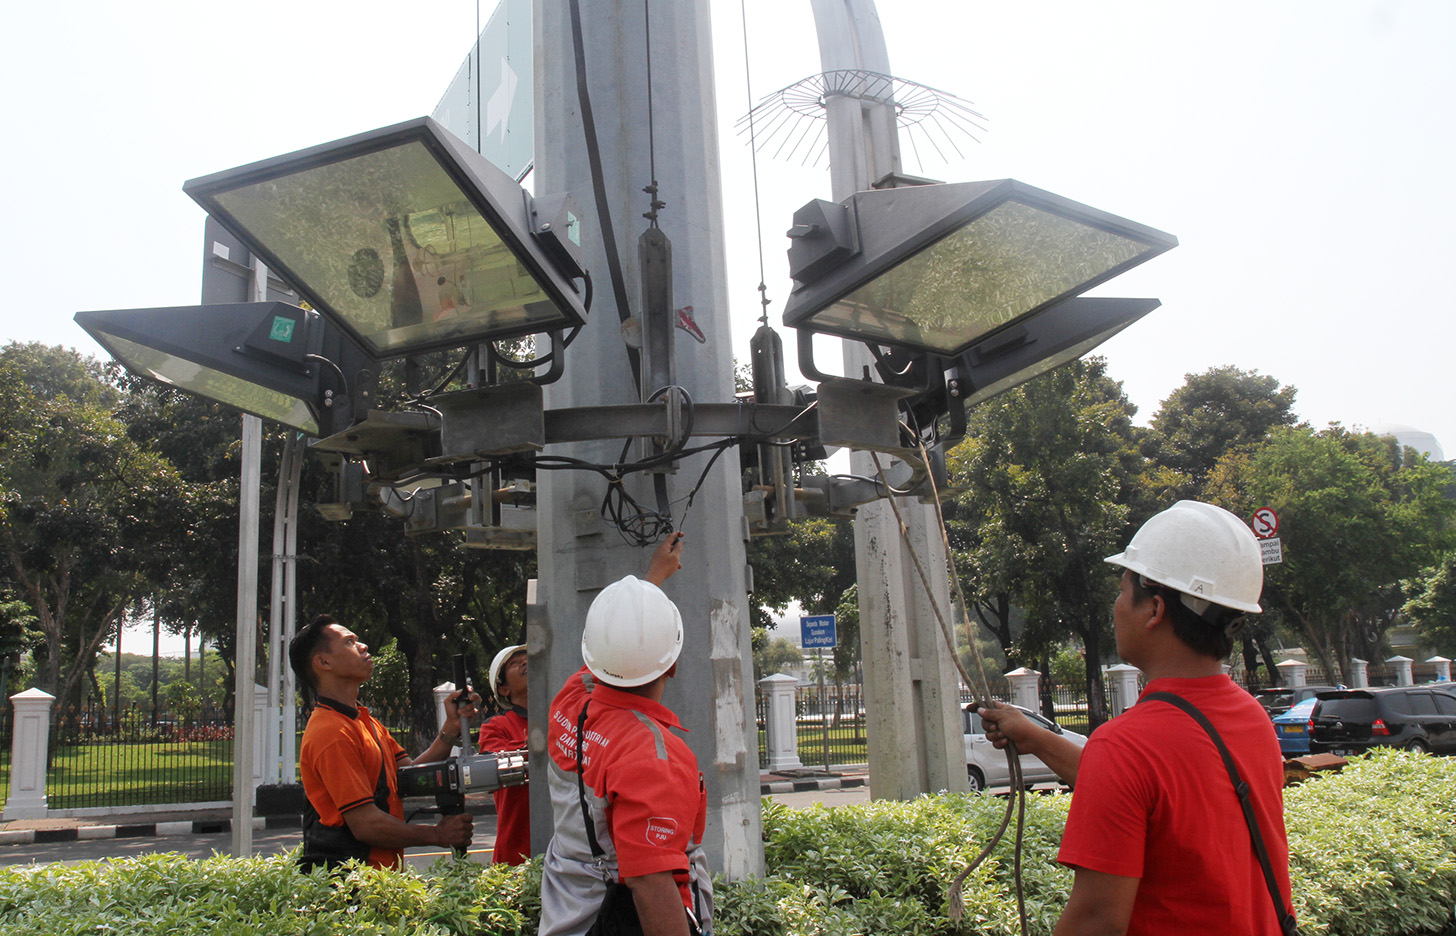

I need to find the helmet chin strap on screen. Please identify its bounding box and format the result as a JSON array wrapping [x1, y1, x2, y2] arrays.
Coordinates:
[[1142, 575, 1245, 632]]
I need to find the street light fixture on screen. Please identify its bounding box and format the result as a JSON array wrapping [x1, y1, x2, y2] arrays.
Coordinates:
[[783, 179, 1177, 359], [75, 301, 373, 437], [183, 117, 588, 360]]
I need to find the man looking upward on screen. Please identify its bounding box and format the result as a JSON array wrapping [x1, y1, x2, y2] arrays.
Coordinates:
[[478, 642, 530, 864], [290, 614, 476, 870]]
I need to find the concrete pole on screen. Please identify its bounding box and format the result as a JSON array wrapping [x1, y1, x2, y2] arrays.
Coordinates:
[[809, 0, 969, 800], [531, 0, 761, 878], [230, 412, 261, 857]]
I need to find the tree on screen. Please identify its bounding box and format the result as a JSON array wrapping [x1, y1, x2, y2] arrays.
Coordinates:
[[1403, 554, 1456, 656], [947, 357, 1153, 727], [1147, 366, 1298, 495], [1205, 427, 1456, 680], [752, 632, 803, 681], [0, 343, 180, 706], [747, 516, 859, 680]]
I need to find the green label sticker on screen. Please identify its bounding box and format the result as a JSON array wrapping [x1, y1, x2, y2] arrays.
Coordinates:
[[567, 211, 581, 246], [269, 316, 295, 343]]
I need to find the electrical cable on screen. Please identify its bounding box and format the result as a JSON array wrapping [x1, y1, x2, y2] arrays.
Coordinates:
[[867, 449, 1030, 936], [567, 0, 642, 388], [738, 0, 772, 326]]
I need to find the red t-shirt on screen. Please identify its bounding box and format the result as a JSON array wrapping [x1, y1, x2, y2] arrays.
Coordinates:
[[1058, 675, 1294, 935], [478, 707, 531, 865], [548, 667, 707, 908], [298, 699, 408, 869]]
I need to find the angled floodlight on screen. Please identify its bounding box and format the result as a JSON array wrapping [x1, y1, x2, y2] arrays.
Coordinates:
[[783, 180, 1176, 358], [75, 301, 373, 437], [184, 117, 587, 359], [956, 297, 1160, 407]]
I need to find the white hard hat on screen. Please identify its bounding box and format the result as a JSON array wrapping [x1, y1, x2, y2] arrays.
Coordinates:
[[488, 644, 526, 703], [1104, 500, 1263, 616], [581, 575, 684, 688]]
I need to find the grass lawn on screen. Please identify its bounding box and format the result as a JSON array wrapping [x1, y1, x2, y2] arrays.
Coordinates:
[[44, 739, 234, 809]]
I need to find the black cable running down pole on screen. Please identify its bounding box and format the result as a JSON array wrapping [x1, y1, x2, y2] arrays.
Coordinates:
[[567, 0, 642, 388]]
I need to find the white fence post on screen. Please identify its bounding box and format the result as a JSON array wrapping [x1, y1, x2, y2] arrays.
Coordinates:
[[1277, 658, 1307, 688], [1106, 664, 1142, 717], [433, 681, 457, 733], [1387, 655, 1414, 687], [759, 674, 804, 772], [1348, 658, 1369, 689], [1005, 667, 1040, 712], [1428, 656, 1452, 683], [4, 688, 55, 820]]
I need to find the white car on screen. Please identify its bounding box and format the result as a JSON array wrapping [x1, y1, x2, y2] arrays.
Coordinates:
[[963, 703, 1088, 792]]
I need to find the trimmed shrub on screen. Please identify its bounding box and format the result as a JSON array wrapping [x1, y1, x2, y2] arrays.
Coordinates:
[[0, 750, 1453, 934]]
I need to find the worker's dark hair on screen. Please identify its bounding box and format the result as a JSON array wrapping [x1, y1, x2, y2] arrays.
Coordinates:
[[289, 614, 340, 694], [1131, 576, 1241, 659]]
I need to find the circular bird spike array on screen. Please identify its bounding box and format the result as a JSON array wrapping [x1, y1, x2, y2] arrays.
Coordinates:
[[737, 69, 987, 171]]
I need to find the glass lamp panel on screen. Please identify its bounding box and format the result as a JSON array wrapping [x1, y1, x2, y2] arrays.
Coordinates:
[[811, 201, 1156, 355], [106, 335, 319, 434], [211, 141, 563, 355]]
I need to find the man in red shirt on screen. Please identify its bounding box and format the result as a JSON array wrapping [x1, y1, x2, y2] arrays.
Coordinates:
[[538, 532, 708, 936], [290, 614, 476, 870], [478, 643, 530, 864], [978, 501, 1295, 936]]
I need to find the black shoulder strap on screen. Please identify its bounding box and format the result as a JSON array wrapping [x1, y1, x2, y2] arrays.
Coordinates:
[[576, 700, 606, 859], [1141, 692, 1299, 936]]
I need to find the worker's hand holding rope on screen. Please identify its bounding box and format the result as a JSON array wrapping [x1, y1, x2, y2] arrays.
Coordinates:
[[973, 702, 1038, 754]]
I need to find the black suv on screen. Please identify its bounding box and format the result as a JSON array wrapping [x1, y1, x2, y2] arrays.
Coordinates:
[[1309, 687, 1456, 755], [1251, 685, 1341, 718]]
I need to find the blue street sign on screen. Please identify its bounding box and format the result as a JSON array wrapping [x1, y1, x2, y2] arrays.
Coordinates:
[[800, 614, 837, 649]]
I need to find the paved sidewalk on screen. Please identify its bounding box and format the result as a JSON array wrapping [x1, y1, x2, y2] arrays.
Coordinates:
[[0, 767, 871, 847]]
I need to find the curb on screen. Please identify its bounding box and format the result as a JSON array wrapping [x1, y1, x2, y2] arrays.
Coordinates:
[[760, 775, 867, 795], [0, 814, 301, 847], [0, 782, 866, 846]]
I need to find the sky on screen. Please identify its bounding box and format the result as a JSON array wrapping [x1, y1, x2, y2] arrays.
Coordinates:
[[4, 1, 1454, 650]]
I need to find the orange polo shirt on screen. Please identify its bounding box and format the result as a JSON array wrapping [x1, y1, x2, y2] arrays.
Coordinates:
[[298, 697, 407, 869]]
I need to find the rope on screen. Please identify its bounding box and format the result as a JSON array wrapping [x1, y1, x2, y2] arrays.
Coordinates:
[[868, 449, 1029, 934]]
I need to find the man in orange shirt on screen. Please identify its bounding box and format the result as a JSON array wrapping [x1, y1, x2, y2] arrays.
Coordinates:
[[289, 614, 476, 870], [478, 643, 530, 864]]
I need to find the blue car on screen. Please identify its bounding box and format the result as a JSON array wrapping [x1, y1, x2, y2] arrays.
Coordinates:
[[1272, 696, 1318, 756]]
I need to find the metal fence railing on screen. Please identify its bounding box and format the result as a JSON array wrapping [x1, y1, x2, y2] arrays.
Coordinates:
[[45, 702, 235, 810]]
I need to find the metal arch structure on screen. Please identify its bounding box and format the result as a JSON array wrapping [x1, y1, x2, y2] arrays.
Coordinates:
[[737, 69, 986, 174]]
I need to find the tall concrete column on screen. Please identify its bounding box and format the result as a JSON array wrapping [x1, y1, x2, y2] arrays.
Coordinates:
[[810, 0, 968, 800], [531, 0, 761, 878]]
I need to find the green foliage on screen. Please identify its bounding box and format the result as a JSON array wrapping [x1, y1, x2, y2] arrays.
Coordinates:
[[1146, 365, 1298, 495], [0, 852, 543, 936], [1283, 749, 1456, 935], [1404, 553, 1456, 653], [2, 754, 1456, 933], [754, 633, 804, 681], [1206, 426, 1456, 678], [946, 358, 1151, 723]]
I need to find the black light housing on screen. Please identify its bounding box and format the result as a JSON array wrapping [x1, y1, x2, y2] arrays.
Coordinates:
[[75, 301, 374, 437], [183, 117, 587, 360]]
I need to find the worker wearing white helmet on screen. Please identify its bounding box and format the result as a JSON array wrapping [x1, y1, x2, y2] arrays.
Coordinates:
[[978, 501, 1295, 936], [539, 532, 710, 936], [477, 642, 530, 865]]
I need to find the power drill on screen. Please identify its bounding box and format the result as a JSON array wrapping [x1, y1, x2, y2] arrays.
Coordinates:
[[395, 655, 529, 836]]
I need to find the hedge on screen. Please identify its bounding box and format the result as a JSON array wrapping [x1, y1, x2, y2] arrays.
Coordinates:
[[1, 749, 1452, 935]]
